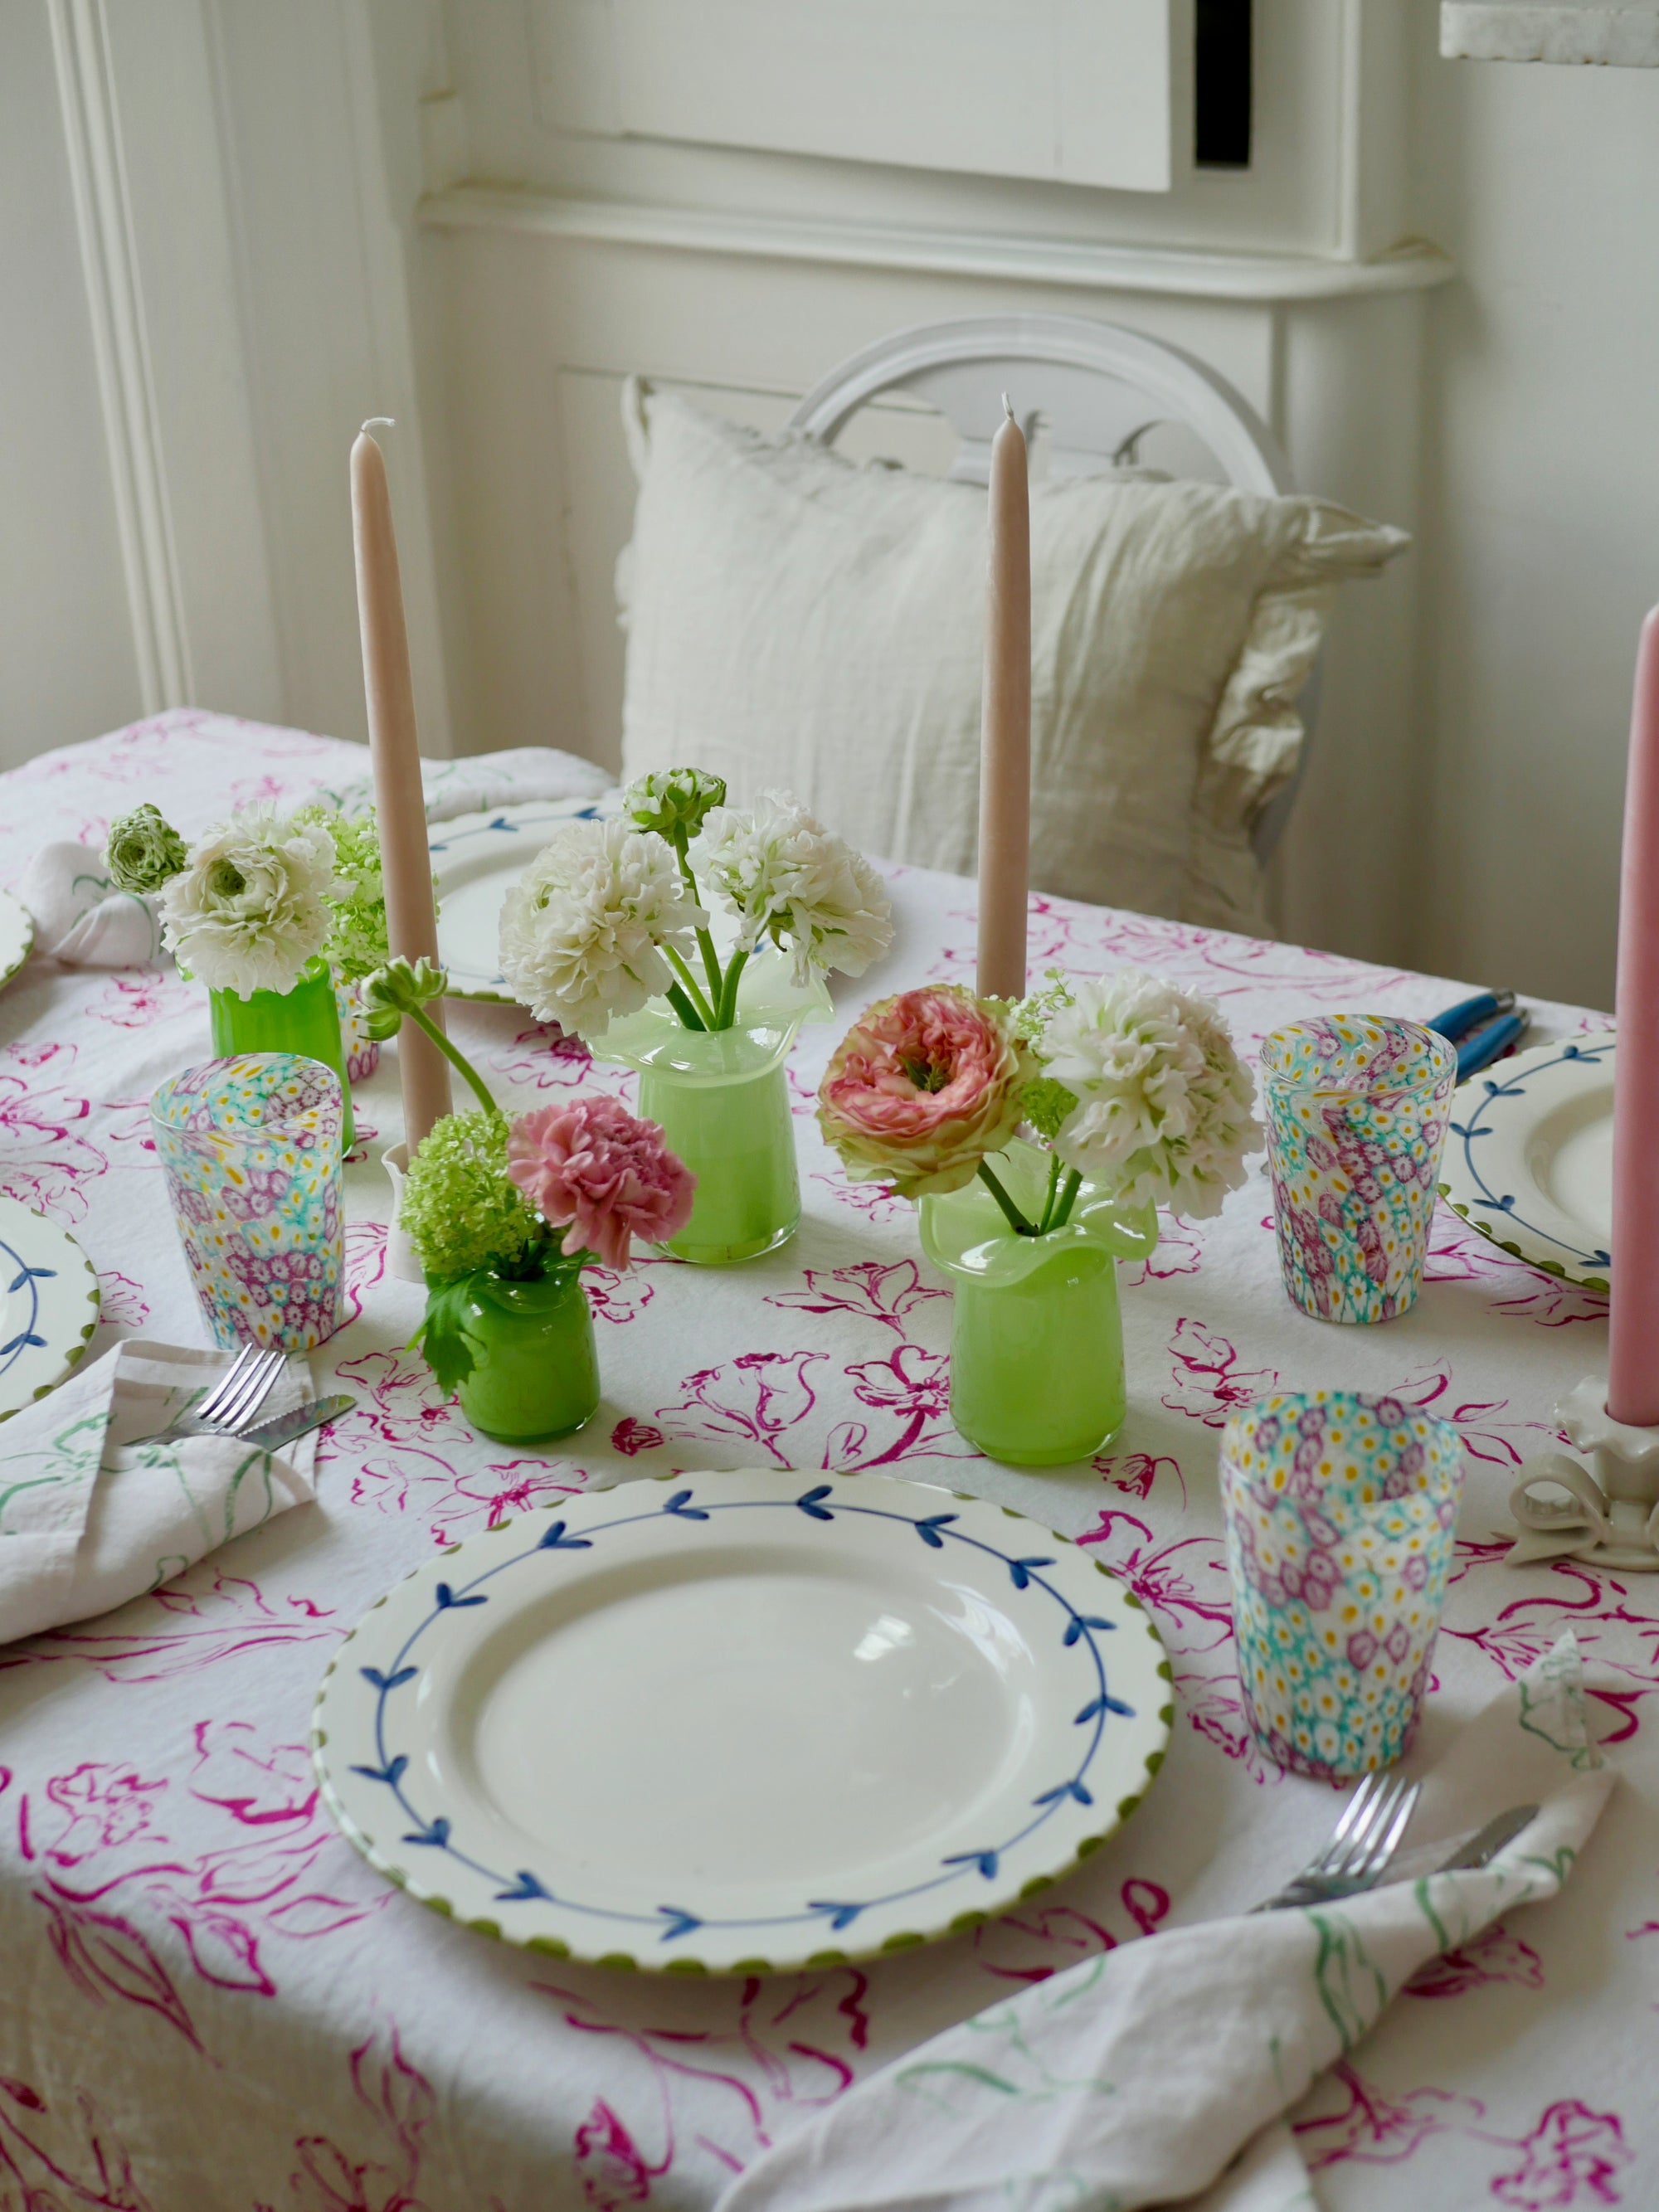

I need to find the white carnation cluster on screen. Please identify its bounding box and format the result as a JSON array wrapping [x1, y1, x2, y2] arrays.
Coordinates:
[[158, 805, 339, 999], [498, 817, 708, 1037], [1039, 969, 1260, 1218], [694, 791, 893, 984]]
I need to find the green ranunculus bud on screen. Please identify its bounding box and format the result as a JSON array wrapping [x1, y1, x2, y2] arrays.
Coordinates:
[[622, 766, 727, 842], [360, 954, 449, 1041], [105, 804, 189, 895]]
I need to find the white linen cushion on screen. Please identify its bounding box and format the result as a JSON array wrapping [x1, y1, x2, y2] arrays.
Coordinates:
[[616, 382, 1408, 933]]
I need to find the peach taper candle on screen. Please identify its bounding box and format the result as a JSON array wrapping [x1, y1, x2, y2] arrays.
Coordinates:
[[975, 396, 1031, 1002], [351, 419, 451, 1155], [1608, 605, 1659, 1427]]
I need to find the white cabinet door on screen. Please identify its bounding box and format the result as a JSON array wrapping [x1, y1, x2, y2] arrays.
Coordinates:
[[539, 0, 1187, 192]]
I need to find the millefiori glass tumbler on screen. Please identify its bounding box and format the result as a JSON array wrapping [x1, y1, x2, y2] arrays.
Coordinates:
[[1220, 1390, 1465, 1778], [1261, 1015, 1457, 1324], [151, 1053, 345, 1350]]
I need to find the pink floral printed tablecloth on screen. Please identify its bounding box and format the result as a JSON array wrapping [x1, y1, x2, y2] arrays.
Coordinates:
[[0, 711, 1652, 2212]]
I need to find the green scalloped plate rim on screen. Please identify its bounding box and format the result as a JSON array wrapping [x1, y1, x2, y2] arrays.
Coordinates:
[[0, 1197, 100, 1424]]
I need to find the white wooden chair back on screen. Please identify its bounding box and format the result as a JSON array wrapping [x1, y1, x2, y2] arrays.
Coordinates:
[[787, 314, 1309, 863]]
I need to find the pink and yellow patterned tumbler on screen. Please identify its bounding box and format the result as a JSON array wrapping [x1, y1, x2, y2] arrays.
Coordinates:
[[151, 1053, 345, 1350]]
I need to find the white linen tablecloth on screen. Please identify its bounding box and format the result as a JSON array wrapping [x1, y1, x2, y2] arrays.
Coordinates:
[[0, 708, 1652, 2211]]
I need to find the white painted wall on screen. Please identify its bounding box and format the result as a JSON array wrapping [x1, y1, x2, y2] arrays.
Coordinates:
[[1410, 12, 1659, 1008]]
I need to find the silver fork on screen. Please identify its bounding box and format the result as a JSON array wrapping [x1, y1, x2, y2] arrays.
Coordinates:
[[1250, 1769, 1422, 1913], [129, 1344, 288, 1448]]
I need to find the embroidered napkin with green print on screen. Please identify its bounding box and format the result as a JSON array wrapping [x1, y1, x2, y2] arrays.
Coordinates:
[[0, 1339, 319, 1645], [718, 1635, 1613, 2212]]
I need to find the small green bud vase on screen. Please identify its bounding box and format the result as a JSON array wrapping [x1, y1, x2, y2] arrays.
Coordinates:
[[455, 1269, 599, 1444], [596, 950, 831, 1266], [919, 1140, 1160, 1467], [209, 954, 355, 1153]]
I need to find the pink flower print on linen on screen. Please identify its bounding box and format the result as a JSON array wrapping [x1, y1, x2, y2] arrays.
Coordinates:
[[331, 1346, 468, 1456], [426, 1457, 586, 1544], [575, 2099, 672, 2210], [1426, 1215, 1609, 1328], [338, 1218, 389, 1330], [0, 1572, 337, 1686], [1382, 1360, 1553, 1472], [38, 1763, 168, 1867], [0, 1043, 105, 1223], [95, 1269, 148, 1330], [1075, 1510, 1233, 1659], [611, 1416, 666, 1457], [267, 2028, 436, 2212], [1405, 1920, 1545, 1999], [1488, 2100, 1633, 2210], [807, 1169, 911, 1226], [584, 1262, 660, 1326], [827, 1344, 970, 1473], [1441, 1580, 1659, 1746], [85, 966, 194, 1028], [1293, 2059, 1481, 2170], [1160, 1317, 1279, 1429], [656, 1351, 825, 1467], [768, 1259, 947, 1339], [0, 2076, 158, 2212], [486, 1015, 598, 1094], [1092, 1452, 1185, 1505], [1120, 1213, 1207, 1288], [970, 1879, 1170, 1986]]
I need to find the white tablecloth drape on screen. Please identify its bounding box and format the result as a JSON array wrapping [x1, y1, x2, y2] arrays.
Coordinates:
[[0, 709, 1649, 2212]]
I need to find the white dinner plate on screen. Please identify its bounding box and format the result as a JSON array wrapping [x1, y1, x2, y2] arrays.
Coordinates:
[[0, 1196, 100, 1423], [429, 799, 612, 1001], [0, 887, 33, 997], [312, 1468, 1172, 1974], [1438, 1031, 1613, 1291]]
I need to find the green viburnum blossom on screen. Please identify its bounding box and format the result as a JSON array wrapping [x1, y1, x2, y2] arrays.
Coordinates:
[[398, 1110, 545, 1281], [1019, 1075, 1079, 1141], [293, 805, 391, 980], [359, 955, 448, 1043], [105, 805, 189, 895], [622, 766, 727, 843]]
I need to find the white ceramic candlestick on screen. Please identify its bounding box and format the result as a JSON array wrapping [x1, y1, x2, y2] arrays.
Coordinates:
[[1507, 1374, 1659, 1568]]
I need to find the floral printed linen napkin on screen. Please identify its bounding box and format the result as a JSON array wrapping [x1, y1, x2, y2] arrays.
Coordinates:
[[0, 1339, 319, 1645], [718, 1635, 1612, 2212]]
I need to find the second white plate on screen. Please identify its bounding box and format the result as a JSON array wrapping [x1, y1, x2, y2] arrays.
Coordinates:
[[1439, 1031, 1613, 1291], [312, 1469, 1172, 1973], [429, 799, 611, 1001]]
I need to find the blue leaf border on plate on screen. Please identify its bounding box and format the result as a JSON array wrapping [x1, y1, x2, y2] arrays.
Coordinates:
[[1444, 1038, 1613, 1271], [0, 1233, 52, 1379], [344, 1482, 1133, 1944]]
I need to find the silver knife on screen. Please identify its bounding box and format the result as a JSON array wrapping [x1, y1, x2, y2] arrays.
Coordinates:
[[1433, 1802, 1540, 1874], [236, 1393, 354, 1454]]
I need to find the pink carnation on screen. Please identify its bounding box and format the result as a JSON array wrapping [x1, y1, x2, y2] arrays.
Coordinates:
[[817, 986, 1034, 1199], [507, 1096, 694, 1269]]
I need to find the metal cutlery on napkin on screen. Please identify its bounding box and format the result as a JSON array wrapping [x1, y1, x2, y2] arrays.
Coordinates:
[[1252, 1770, 1539, 1913], [234, 1393, 355, 1454], [128, 1344, 352, 1452]]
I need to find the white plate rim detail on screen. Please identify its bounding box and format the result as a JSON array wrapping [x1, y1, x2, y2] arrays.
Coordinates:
[[311, 1468, 1174, 1975], [1438, 1030, 1613, 1292], [428, 798, 611, 1003], [0, 1196, 100, 1423]]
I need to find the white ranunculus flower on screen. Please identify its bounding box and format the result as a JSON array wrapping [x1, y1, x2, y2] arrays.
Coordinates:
[[693, 791, 893, 983], [498, 816, 708, 1038], [1040, 970, 1260, 1218], [158, 805, 338, 999]]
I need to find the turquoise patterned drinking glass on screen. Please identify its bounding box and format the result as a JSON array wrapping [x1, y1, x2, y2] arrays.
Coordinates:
[[1220, 1390, 1465, 1779], [1260, 1016, 1457, 1325], [150, 1053, 345, 1351]]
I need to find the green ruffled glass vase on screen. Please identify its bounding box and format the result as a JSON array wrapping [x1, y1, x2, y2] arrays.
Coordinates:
[[209, 954, 355, 1153], [919, 1140, 1160, 1466], [453, 1268, 599, 1445], [596, 950, 830, 1266]]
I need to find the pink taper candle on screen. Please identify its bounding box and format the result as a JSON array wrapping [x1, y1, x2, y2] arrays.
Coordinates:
[[1608, 605, 1659, 1426], [351, 421, 452, 1155], [975, 396, 1031, 1001]]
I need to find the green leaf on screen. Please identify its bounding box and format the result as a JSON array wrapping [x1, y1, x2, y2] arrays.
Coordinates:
[[411, 1276, 483, 1393]]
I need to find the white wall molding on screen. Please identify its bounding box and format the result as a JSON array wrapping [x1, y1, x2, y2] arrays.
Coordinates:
[[46, 0, 192, 716], [1443, 3, 1659, 65], [419, 185, 1456, 304]]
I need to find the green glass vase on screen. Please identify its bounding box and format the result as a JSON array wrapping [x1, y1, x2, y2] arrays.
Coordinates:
[[596, 949, 830, 1266], [454, 1268, 599, 1445], [919, 1140, 1160, 1467], [209, 954, 355, 1153]]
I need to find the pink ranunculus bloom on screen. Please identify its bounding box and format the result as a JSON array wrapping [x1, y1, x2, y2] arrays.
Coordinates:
[[816, 985, 1034, 1199], [507, 1095, 694, 1271]]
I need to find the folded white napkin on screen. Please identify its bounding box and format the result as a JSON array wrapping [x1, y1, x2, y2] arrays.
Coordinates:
[[14, 843, 167, 968], [717, 1635, 1612, 2212], [0, 1339, 320, 1645], [314, 744, 615, 824]]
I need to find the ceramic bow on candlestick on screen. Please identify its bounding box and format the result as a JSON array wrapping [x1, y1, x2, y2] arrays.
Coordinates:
[[818, 969, 1260, 1465]]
